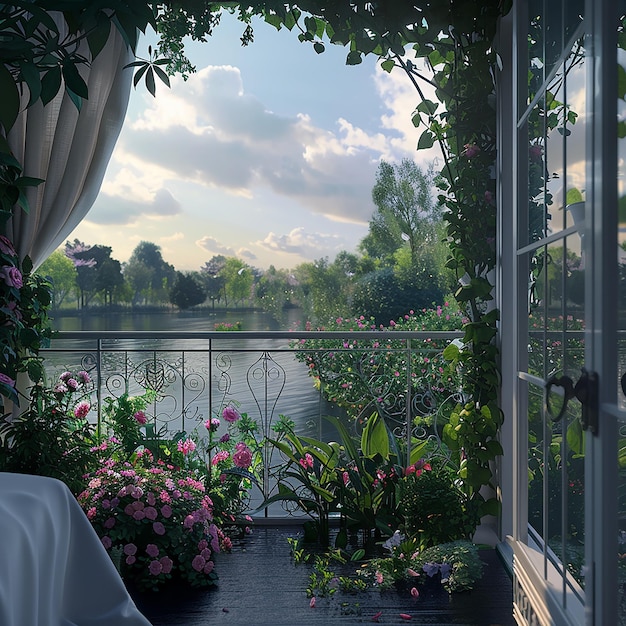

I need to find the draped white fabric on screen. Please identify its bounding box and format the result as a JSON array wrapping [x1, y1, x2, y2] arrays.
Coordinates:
[[0, 473, 152, 625], [5, 18, 133, 268]]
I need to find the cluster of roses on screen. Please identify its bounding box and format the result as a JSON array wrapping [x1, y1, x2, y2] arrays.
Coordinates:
[[0, 235, 23, 397], [78, 451, 220, 591]]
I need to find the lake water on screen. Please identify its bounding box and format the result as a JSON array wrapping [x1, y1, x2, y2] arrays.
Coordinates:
[[49, 307, 344, 442]]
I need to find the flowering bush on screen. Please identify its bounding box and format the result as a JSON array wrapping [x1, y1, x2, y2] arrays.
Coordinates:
[[201, 404, 268, 527], [0, 369, 96, 493], [398, 462, 480, 549], [364, 534, 484, 593], [101, 390, 156, 458], [292, 307, 463, 425], [78, 450, 220, 592], [0, 234, 53, 411]]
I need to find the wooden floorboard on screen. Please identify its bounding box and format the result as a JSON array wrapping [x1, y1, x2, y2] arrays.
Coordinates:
[[132, 525, 516, 626]]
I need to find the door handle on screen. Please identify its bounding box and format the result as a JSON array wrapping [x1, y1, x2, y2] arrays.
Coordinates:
[[545, 368, 599, 434]]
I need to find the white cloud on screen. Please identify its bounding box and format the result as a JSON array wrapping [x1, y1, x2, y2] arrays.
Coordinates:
[[195, 236, 236, 256], [159, 231, 185, 242], [107, 63, 428, 225], [256, 227, 342, 257], [85, 187, 181, 225]]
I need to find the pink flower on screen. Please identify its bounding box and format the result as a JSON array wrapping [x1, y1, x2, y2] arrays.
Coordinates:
[[310, 597, 316, 608], [233, 442, 252, 469], [160, 505, 172, 518], [134, 410, 147, 425], [124, 543, 138, 556], [74, 401, 90, 418], [149, 560, 163, 576], [177, 438, 196, 455], [463, 142, 480, 158], [192, 555, 206, 572], [153, 521, 166, 535], [77, 370, 91, 384], [0, 265, 22, 288], [101, 536, 112, 550], [410, 587, 419, 598], [146, 544, 159, 558], [299, 453, 314, 470], [375, 571, 384, 584], [212, 449, 230, 465], [125, 555, 136, 565], [160, 556, 173, 574], [222, 406, 241, 423]]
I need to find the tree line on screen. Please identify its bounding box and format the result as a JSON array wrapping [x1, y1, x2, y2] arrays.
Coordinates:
[[37, 160, 456, 326]]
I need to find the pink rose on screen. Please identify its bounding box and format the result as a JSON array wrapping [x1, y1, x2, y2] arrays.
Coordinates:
[[0, 265, 22, 288], [134, 410, 147, 425], [222, 406, 241, 423], [74, 401, 90, 419]]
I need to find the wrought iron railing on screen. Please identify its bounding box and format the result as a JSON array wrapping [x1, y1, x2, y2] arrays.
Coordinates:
[[42, 329, 464, 515]]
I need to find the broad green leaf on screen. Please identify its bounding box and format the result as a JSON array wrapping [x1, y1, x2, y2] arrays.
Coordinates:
[[62, 61, 89, 99], [41, 67, 62, 106], [417, 99, 438, 115], [408, 439, 429, 465], [361, 412, 389, 459]]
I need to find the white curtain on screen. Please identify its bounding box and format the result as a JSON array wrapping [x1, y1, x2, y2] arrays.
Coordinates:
[[5, 18, 133, 268]]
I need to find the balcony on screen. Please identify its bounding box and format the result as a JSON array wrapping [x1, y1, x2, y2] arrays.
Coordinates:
[[37, 328, 514, 625]]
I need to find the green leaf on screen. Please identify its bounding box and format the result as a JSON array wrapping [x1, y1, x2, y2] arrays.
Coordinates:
[[408, 439, 429, 465], [417, 99, 438, 115], [0, 63, 20, 132], [62, 61, 89, 99], [361, 412, 389, 460], [417, 129, 435, 150], [313, 42, 325, 54], [145, 67, 156, 97], [381, 59, 395, 73], [41, 67, 62, 106], [346, 50, 362, 65]]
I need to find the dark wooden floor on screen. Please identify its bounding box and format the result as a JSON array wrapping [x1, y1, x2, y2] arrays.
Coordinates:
[[132, 525, 516, 626]]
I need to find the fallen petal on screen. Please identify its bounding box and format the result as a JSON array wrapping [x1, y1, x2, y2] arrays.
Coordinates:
[[400, 614, 412, 620], [411, 587, 419, 598], [310, 597, 316, 608], [406, 568, 420, 577], [372, 611, 383, 622]]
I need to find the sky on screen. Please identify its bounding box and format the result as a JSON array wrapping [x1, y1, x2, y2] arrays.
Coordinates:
[[67, 13, 440, 272]]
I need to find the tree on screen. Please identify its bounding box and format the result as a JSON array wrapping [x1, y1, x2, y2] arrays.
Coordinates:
[[169, 272, 205, 310], [361, 159, 442, 265], [255, 265, 294, 322], [36, 250, 77, 309], [64, 240, 123, 307], [127, 242, 176, 304], [221, 258, 253, 308]]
